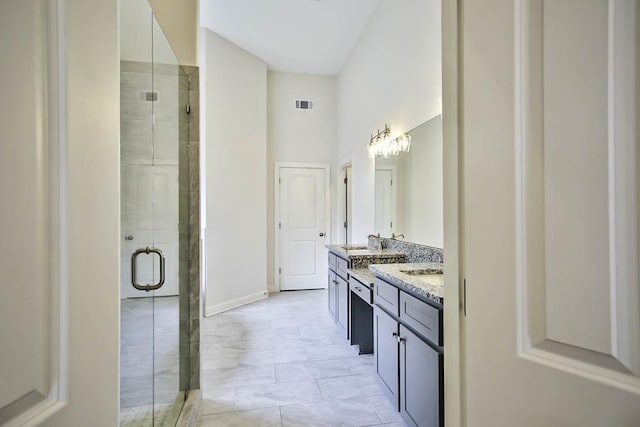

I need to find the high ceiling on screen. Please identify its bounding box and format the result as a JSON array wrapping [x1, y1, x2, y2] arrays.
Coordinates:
[[199, 0, 382, 75]]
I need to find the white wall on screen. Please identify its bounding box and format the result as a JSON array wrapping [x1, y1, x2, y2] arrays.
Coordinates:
[[120, 0, 197, 66], [120, 0, 179, 65], [150, 0, 198, 66], [335, 0, 442, 243], [267, 71, 337, 290], [202, 29, 268, 315]]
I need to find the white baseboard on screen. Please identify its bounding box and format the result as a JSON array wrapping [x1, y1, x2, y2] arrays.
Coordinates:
[[204, 291, 268, 317], [267, 283, 279, 293]]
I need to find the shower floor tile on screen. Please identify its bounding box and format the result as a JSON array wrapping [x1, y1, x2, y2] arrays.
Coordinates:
[[120, 296, 181, 423]]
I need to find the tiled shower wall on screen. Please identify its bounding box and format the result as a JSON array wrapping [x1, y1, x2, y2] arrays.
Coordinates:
[[181, 66, 201, 391], [120, 60, 200, 392]]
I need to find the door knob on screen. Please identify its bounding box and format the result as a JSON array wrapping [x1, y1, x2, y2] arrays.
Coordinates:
[[319, 232, 325, 237], [125, 235, 134, 240]]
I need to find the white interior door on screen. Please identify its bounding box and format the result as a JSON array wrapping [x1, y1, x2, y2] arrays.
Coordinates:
[[461, 0, 640, 425], [122, 165, 178, 298], [0, 2, 66, 423], [278, 166, 328, 291], [375, 168, 394, 237], [1, 1, 121, 424]]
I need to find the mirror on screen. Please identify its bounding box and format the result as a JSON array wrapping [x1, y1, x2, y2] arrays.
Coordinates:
[[374, 115, 443, 247]]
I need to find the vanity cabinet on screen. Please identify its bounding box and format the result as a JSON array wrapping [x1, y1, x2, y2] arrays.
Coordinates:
[[328, 270, 337, 319], [327, 251, 349, 339], [374, 277, 444, 427], [399, 325, 442, 427], [328, 252, 337, 270], [400, 291, 442, 346], [351, 278, 373, 304], [336, 275, 349, 336], [374, 277, 400, 316], [374, 306, 400, 405], [326, 246, 405, 342], [350, 275, 374, 354], [336, 256, 349, 279]]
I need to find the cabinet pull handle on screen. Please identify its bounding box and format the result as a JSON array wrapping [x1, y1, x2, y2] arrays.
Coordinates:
[[392, 332, 405, 343]]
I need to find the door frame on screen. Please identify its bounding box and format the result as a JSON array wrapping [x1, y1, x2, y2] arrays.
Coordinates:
[[442, 0, 464, 426], [337, 157, 353, 244], [274, 162, 331, 292]]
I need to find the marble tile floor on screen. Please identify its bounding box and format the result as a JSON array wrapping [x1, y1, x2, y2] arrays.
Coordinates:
[[120, 296, 182, 426], [198, 290, 407, 427]]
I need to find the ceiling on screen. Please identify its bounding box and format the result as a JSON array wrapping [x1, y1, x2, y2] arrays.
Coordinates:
[[199, 0, 382, 75]]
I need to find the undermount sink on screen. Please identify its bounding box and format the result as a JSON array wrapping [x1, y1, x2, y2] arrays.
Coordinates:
[[400, 268, 443, 276], [341, 246, 368, 251]]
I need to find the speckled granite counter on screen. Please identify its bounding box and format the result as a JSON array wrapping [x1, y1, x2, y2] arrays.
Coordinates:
[[325, 244, 405, 268], [347, 268, 375, 287], [369, 262, 444, 305]]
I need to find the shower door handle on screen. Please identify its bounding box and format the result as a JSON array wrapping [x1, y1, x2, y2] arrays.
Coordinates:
[[131, 247, 166, 292]]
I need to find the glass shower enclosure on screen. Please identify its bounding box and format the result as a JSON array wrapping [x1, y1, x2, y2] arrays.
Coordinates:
[[119, 1, 195, 425]]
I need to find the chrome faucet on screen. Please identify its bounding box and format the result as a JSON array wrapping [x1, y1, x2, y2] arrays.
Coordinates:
[[367, 233, 382, 250], [392, 233, 405, 240]]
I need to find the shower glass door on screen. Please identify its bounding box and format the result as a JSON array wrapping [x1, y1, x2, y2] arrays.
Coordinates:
[[120, 1, 187, 425]]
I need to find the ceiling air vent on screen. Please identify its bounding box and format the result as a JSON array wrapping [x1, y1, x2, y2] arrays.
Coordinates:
[[295, 99, 314, 110]]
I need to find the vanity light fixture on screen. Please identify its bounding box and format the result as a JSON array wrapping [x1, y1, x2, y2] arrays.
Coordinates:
[[368, 124, 412, 159]]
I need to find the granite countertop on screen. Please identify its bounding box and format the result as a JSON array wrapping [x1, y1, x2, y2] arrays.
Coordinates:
[[325, 244, 404, 260], [347, 268, 375, 287], [369, 262, 444, 305]]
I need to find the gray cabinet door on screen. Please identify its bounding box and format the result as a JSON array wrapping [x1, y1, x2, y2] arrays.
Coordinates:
[[399, 325, 442, 427], [374, 306, 399, 410], [337, 275, 349, 337], [328, 270, 337, 321]]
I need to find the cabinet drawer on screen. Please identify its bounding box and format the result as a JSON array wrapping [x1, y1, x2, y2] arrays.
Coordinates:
[[328, 252, 337, 270], [400, 292, 442, 346], [374, 277, 400, 316], [336, 256, 349, 279], [350, 277, 372, 305]]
